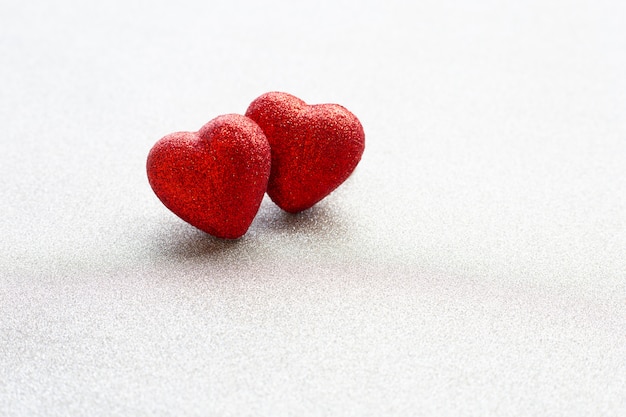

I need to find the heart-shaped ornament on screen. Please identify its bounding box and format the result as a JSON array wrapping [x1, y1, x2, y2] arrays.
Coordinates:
[[147, 114, 271, 239], [245, 92, 365, 213]]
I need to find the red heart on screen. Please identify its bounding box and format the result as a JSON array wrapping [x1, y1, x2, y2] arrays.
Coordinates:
[[245, 92, 365, 213], [147, 114, 271, 239]]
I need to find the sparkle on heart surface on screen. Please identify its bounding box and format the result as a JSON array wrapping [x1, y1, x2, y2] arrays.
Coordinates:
[[246, 92, 365, 213], [147, 114, 271, 239]]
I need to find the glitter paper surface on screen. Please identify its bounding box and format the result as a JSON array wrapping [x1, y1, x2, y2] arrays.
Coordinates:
[[147, 115, 271, 239], [2, 0, 626, 416], [246, 92, 365, 213]]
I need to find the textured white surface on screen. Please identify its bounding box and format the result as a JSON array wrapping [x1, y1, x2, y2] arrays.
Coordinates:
[[1, 0, 626, 415]]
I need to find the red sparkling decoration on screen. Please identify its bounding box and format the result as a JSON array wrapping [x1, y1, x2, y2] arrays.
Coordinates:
[[147, 114, 271, 239], [246, 92, 365, 213]]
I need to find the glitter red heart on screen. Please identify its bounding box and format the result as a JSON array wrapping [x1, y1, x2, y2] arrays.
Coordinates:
[[246, 92, 365, 213], [146, 114, 271, 239]]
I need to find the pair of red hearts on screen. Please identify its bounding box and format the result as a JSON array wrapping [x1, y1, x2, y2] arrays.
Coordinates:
[[147, 92, 365, 239]]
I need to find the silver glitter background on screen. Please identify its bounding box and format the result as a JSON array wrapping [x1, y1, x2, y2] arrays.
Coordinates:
[[1, 0, 625, 415]]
